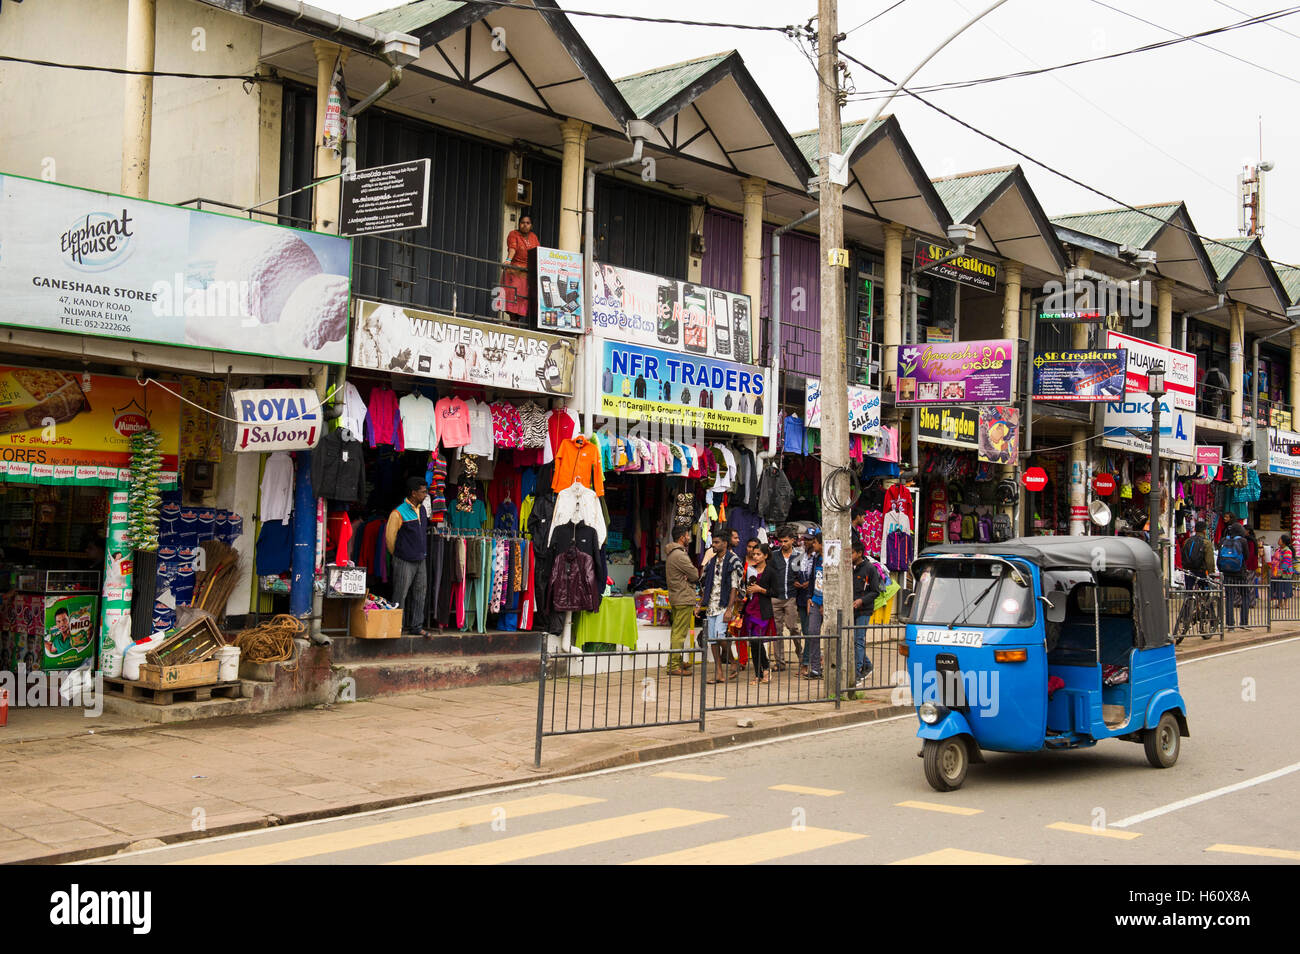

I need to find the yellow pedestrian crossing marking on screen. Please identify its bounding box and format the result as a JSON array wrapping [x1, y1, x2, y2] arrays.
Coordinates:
[[654, 771, 724, 782], [1206, 843, 1300, 860], [626, 827, 865, 865], [172, 793, 604, 865], [769, 784, 843, 797], [390, 808, 724, 865], [1047, 822, 1141, 840], [897, 800, 983, 816], [891, 848, 1032, 865]]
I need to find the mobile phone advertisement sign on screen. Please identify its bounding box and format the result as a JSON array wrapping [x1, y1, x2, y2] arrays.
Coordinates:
[[533, 247, 584, 334], [589, 261, 756, 365]]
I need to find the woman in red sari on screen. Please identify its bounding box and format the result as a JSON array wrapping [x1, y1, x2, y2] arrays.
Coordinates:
[[502, 214, 539, 320]]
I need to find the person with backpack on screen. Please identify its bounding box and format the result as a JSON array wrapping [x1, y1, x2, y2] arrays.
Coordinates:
[[1271, 533, 1294, 608], [1181, 521, 1214, 588], [1218, 517, 1250, 628]]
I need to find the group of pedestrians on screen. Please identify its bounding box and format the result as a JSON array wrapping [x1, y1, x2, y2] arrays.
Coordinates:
[[1180, 514, 1294, 629], [664, 522, 890, 687]]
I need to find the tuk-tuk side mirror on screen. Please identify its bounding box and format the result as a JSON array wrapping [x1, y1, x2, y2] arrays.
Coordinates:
[[1039, 592, 1067, 623]]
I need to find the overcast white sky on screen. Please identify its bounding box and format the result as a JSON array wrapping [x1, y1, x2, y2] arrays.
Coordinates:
[[322, 0, 1300, 266]]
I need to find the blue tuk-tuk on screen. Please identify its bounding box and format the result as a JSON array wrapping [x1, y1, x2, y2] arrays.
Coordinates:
[[901, 537, 1188, 791]]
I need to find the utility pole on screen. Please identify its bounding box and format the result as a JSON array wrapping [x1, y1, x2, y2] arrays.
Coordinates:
[[816, 0, 855, 686]]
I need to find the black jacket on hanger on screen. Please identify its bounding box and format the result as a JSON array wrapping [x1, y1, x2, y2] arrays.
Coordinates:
[[311, 428, 366, 503]]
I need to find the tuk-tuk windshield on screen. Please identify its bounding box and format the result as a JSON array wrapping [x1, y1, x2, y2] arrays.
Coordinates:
[[913, 559, 1036, 628]]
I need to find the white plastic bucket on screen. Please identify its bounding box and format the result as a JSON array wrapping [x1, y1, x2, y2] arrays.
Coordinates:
[[215, 645, 241, 682]]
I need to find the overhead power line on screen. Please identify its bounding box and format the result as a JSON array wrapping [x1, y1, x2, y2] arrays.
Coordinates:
[[1210, 0, 1300, 42], [846, 3, 1300, 98], [844, 0, 912, 35], [838, 48, 1300, 275], [1088, 0, 1300, 88], [0, 53, 265, 81], [460, 0, 797, 32]]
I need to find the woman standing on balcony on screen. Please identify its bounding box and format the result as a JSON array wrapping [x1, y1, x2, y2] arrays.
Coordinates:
[[502, 215, 539, 321]]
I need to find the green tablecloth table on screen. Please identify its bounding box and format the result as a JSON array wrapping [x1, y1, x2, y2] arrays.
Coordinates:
[[572, 597, 638, 651]]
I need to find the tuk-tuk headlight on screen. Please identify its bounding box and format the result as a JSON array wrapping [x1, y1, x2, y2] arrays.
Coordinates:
[[919, 702, 940, 724]]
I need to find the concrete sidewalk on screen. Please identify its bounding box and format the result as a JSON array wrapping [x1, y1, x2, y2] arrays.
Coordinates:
[[0, 625, 1289, 864]]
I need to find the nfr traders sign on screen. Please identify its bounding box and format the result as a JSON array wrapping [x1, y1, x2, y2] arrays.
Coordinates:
[[226, 389, 322, 452], [599, 340, 765, 435]]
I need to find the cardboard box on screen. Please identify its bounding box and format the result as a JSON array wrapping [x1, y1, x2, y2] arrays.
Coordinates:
[[136, 660, 220, 690], [350, 601, 403, 639]]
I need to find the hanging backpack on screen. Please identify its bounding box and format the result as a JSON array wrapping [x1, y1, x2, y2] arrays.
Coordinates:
[[1218, 533, 1246, 573], [948, 509, 963, 542], [961, 512, 976, 541], [993, 513, 1013, 542], [977, 512, 993, 543]]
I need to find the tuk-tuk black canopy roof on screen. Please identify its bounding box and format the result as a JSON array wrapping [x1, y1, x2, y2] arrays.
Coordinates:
[[916, 537, 1169, 648]]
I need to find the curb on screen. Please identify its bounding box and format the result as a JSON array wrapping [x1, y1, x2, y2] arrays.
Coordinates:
[[22, 701, 909, 866], [16, 629, 1297, 865]]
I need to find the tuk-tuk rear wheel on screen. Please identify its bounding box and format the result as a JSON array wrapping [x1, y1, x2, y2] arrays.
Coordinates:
[[923, 738, 969, 791], [1144, 712, 1181, 768]]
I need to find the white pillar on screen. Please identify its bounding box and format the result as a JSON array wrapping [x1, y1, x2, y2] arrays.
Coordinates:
[[882, 223, 904, 393], [558, 118, 590, 252], [121, 0, 156, 198]]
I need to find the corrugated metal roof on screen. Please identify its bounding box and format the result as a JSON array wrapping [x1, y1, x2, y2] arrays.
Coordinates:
[[1049, 203, 1180, 248], [1275, 263, 1300, 305], [362, 0, 465, 34], [930, 167, 1014, 224], [614, 52, 732, 119], [791, 118, 887, 165], [1205, 236, 1257, 281]]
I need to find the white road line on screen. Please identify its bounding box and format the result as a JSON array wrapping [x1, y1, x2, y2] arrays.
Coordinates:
[[1176, 635, 1300, 665], [1111, 761, 1300, 829], [84, 711, 915, 863]]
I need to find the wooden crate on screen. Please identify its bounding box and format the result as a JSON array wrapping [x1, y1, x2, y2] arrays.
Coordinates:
[[136, 660, 220, 690], [146, 616, 224, 666]]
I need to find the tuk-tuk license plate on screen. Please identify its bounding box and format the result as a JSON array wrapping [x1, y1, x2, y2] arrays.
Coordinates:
[[916, 629, 984, 647]]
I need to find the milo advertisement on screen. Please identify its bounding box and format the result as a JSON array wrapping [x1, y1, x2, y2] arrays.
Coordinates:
[[44, 594, 97, 670]]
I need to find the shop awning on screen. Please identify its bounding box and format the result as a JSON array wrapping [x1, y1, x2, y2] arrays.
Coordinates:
[[1205, 236, 1290, 324]]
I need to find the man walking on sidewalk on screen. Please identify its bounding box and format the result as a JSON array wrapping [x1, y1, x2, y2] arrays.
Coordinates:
[[852, 540, 883, 687], [388, 477, 433, 637], [1218, 516, 1251, 629], [700, 528, 743, 682], [665, 525, 699, 675], [768, 527, 803, 670], [803, 529, 825, 680]]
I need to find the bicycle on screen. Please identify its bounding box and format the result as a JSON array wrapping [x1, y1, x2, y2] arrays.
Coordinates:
[[1173, 579, 1220, 644]]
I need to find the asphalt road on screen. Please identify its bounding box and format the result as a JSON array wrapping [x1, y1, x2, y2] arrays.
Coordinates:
[[98, 637, 1300, 865]]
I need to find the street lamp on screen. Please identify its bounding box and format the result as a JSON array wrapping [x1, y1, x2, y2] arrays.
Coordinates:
[[1147, 364, 1167, 555]]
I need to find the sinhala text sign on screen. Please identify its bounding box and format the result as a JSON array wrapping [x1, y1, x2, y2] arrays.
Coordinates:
[[897, 339, 1016, 405], [0, 173, 352, 363], [340, 159, 431, 237]]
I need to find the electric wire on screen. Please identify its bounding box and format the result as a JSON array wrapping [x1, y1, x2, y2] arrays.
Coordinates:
[[845, 3, 1300, 98], [1209, 0, 1300, 42], [1088, 0, 1300, 88], [839, 48, 1300, 276], [0, 53, 266, 81], [845, 0, 912, 35], [456, 0, 797, 32]]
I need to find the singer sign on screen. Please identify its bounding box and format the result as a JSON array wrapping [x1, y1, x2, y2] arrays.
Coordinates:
[[227, 389, 322, 452]]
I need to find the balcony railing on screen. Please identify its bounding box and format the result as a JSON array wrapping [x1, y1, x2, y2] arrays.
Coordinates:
[[1196, 379, 1231, 422]]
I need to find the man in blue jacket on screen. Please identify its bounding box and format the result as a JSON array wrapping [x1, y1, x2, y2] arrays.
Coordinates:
[[700, 528, 743, 682]]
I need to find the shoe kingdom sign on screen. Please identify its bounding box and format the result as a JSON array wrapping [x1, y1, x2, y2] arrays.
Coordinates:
[[226, 388, 322, 452]]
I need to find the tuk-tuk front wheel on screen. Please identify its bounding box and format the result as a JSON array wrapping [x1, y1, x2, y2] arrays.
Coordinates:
[[1144, 712, 1181, 768], [923, 738, 969, 791]]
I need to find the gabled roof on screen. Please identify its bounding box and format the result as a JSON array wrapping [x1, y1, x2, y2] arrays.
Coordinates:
[[930, 165, 1068, 276], [611, 50, 812, 191], [1275, 264, 1300, 306], [1050, 203, 1180, 249], [932, 167, 1015, 226], [790, 115, 949, 240], [1204, 235, 1289, 316], [1051, 201, 1217, 296], [616, 53, 731, 119], [356, 0, 632, 132], [1204, 236, 1256, 281]]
